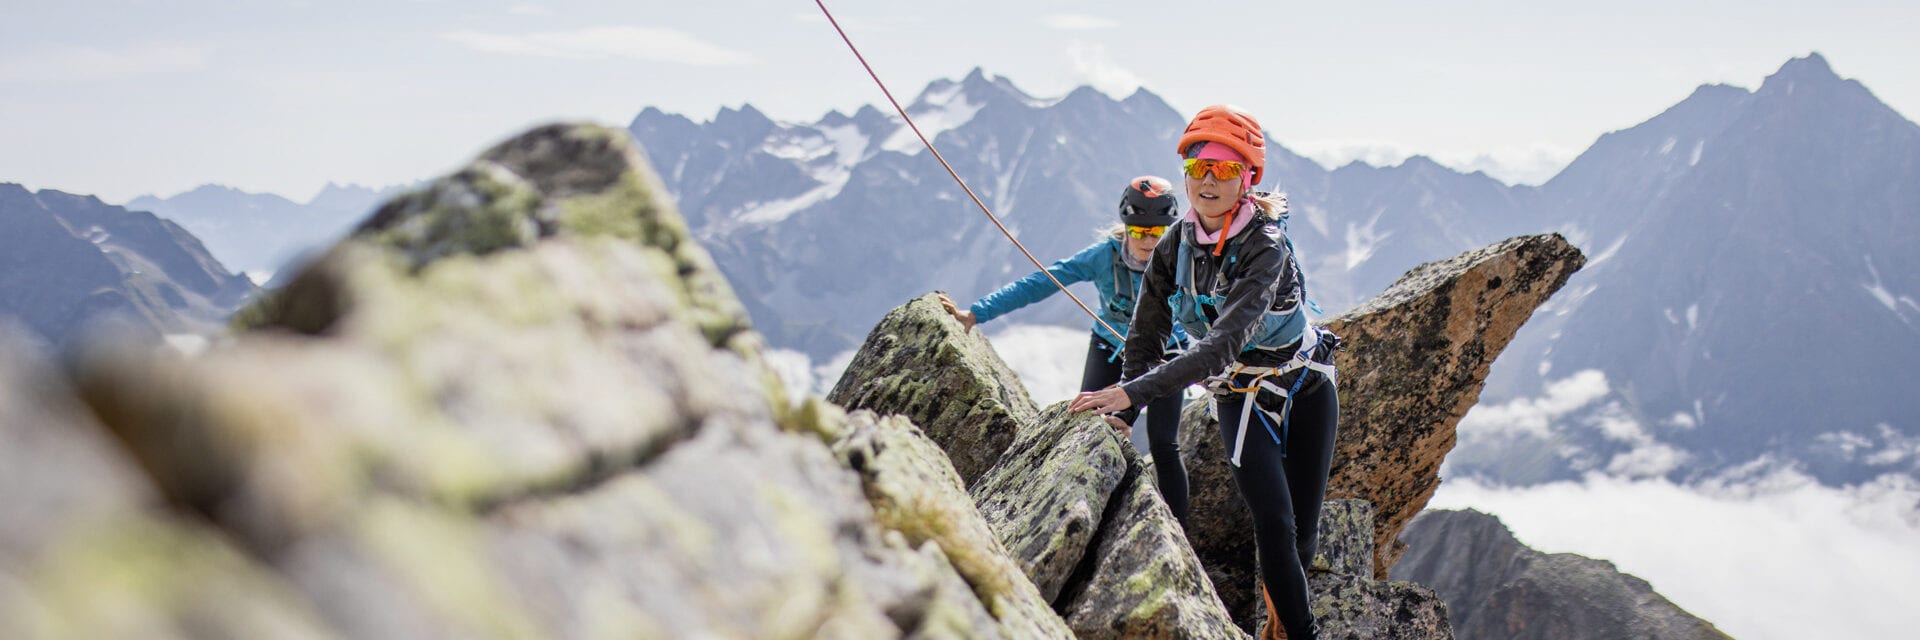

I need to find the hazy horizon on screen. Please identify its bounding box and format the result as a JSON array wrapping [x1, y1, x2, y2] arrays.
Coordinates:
[[5, 1, 1916, 203]]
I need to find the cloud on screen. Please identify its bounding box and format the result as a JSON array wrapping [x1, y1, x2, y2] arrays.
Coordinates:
[[507, 3, 551, 16], [1459, 369, 1690, 478], [1458, 369, 1610, 439], [442, 26, 755, 66], [0, 44, 210, 83], [1064, 41, 1143, 98], [1819, 424, 1920, 471], [764, 347, 858, 403], [1428, 469, 1920, 640], [986, 323, 1092, 405], [1042, 14, 1118, 30]]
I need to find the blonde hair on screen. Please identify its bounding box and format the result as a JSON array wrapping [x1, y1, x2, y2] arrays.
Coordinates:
[[1098, 222, 1126, 240], [1250, 191, 1289, 220]]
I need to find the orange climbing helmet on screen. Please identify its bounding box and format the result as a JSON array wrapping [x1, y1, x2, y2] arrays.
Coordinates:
[[1177, 104, 1266, 185]]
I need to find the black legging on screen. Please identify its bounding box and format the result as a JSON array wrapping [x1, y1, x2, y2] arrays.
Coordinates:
[[1215, 373, 1338, 640], [1081, 333, 1189, 527]]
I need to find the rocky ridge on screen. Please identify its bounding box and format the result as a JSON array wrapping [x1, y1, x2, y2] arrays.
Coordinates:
[[5, 121, 1579, 639]]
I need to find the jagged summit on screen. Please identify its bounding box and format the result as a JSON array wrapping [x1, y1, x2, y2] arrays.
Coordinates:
[[1766, 51, 1837, 84]]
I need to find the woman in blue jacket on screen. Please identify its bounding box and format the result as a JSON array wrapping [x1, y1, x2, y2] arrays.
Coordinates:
[[938, 176, 1192, 526]]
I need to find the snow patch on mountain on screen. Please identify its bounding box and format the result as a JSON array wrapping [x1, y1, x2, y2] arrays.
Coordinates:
[[881, 82, 985, 153], [736, 174, 849, 225], [1588, 233, 1628, 265], [1298, 202, 1331, 237], [731, 124, 872, 226], [1342, 210, 1393, 271], [1861, 255, 1918, 329]]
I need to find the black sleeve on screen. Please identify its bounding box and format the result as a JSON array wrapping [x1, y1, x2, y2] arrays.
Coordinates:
[[1122, 231, 1286, 406], [1121, 227, 1183, 383]]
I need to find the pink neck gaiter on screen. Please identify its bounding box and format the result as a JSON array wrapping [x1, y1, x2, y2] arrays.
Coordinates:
[[1188, 200, 1255, 245]]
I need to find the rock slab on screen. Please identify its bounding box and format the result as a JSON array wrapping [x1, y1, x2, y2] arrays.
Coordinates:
[[968, 402, 1129, 603], [827, 292, 1039, 486], [1057, 446, 1249, 640]]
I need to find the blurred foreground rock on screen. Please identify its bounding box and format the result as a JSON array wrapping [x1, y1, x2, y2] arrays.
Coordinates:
[[0, 124, 1069, 639]]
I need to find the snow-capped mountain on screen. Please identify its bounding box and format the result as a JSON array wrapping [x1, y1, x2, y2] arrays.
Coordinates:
[[630, 54, 1918, 486], [630, 68, 1529, 360], [126, 182, 403, 281], [632, 68, 1188, 356]]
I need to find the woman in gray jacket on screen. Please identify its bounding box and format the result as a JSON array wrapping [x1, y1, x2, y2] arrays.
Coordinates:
[[1070, 104, 1339, 640]]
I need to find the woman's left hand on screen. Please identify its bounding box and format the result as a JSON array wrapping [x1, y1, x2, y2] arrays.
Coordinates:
[[1069, 386, 1133, 415]]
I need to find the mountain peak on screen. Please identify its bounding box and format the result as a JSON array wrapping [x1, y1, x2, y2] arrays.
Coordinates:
[[1758, 52, 1846, 95], [1774, 52, 1835, 80], [714, 104, 773, 128]]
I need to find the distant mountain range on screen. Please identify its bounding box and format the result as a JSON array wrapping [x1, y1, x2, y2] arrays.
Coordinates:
[[627, 54, 1919, 486], [0, 183, 254, 348], [126, 182, 405, 281]]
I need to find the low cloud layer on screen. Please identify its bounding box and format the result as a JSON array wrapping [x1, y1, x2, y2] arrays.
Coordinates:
[[1458, 368, 1690, 478], [1430, 470, 1920, 640]]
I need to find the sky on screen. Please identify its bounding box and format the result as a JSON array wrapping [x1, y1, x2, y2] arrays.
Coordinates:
[[3, 1, 1918, 204]]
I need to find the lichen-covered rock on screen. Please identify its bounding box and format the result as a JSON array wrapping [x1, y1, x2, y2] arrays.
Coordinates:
[[0, 327, 334, 640], [968, 402, 1129, 602], [832, 411, 1074, 639], [1311, 499, 1378, 578], [1306, 578, 1453, 640], [1182, 234, 1585, 624], [1391, 509, 1731, 640], [22, 123, 1060, 639], [1058, 449, 1248, 640], [1304, 501, 1452, 640], [827, 293, 1038, 485]]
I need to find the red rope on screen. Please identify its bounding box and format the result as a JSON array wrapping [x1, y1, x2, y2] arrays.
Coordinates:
[[811, 0, 1125, 340]]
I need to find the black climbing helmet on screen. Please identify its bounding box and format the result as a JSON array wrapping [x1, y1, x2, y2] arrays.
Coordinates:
[[1119, 175, 1178, 227]]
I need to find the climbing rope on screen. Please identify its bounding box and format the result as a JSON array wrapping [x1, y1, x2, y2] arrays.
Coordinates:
[[811, 0, 1125, 340]]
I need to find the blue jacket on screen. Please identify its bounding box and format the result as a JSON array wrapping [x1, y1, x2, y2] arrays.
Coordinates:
[[970, 236, 1185, 351]]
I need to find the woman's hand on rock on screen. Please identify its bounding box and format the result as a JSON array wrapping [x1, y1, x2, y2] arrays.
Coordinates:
[[937, 294, 976, 332], [1069, 386, 1132, 415]]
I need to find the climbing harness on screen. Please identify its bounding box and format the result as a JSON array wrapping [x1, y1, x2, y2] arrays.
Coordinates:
[[813, 0, 1123, 341], [1202, 325, 1338, 467]]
